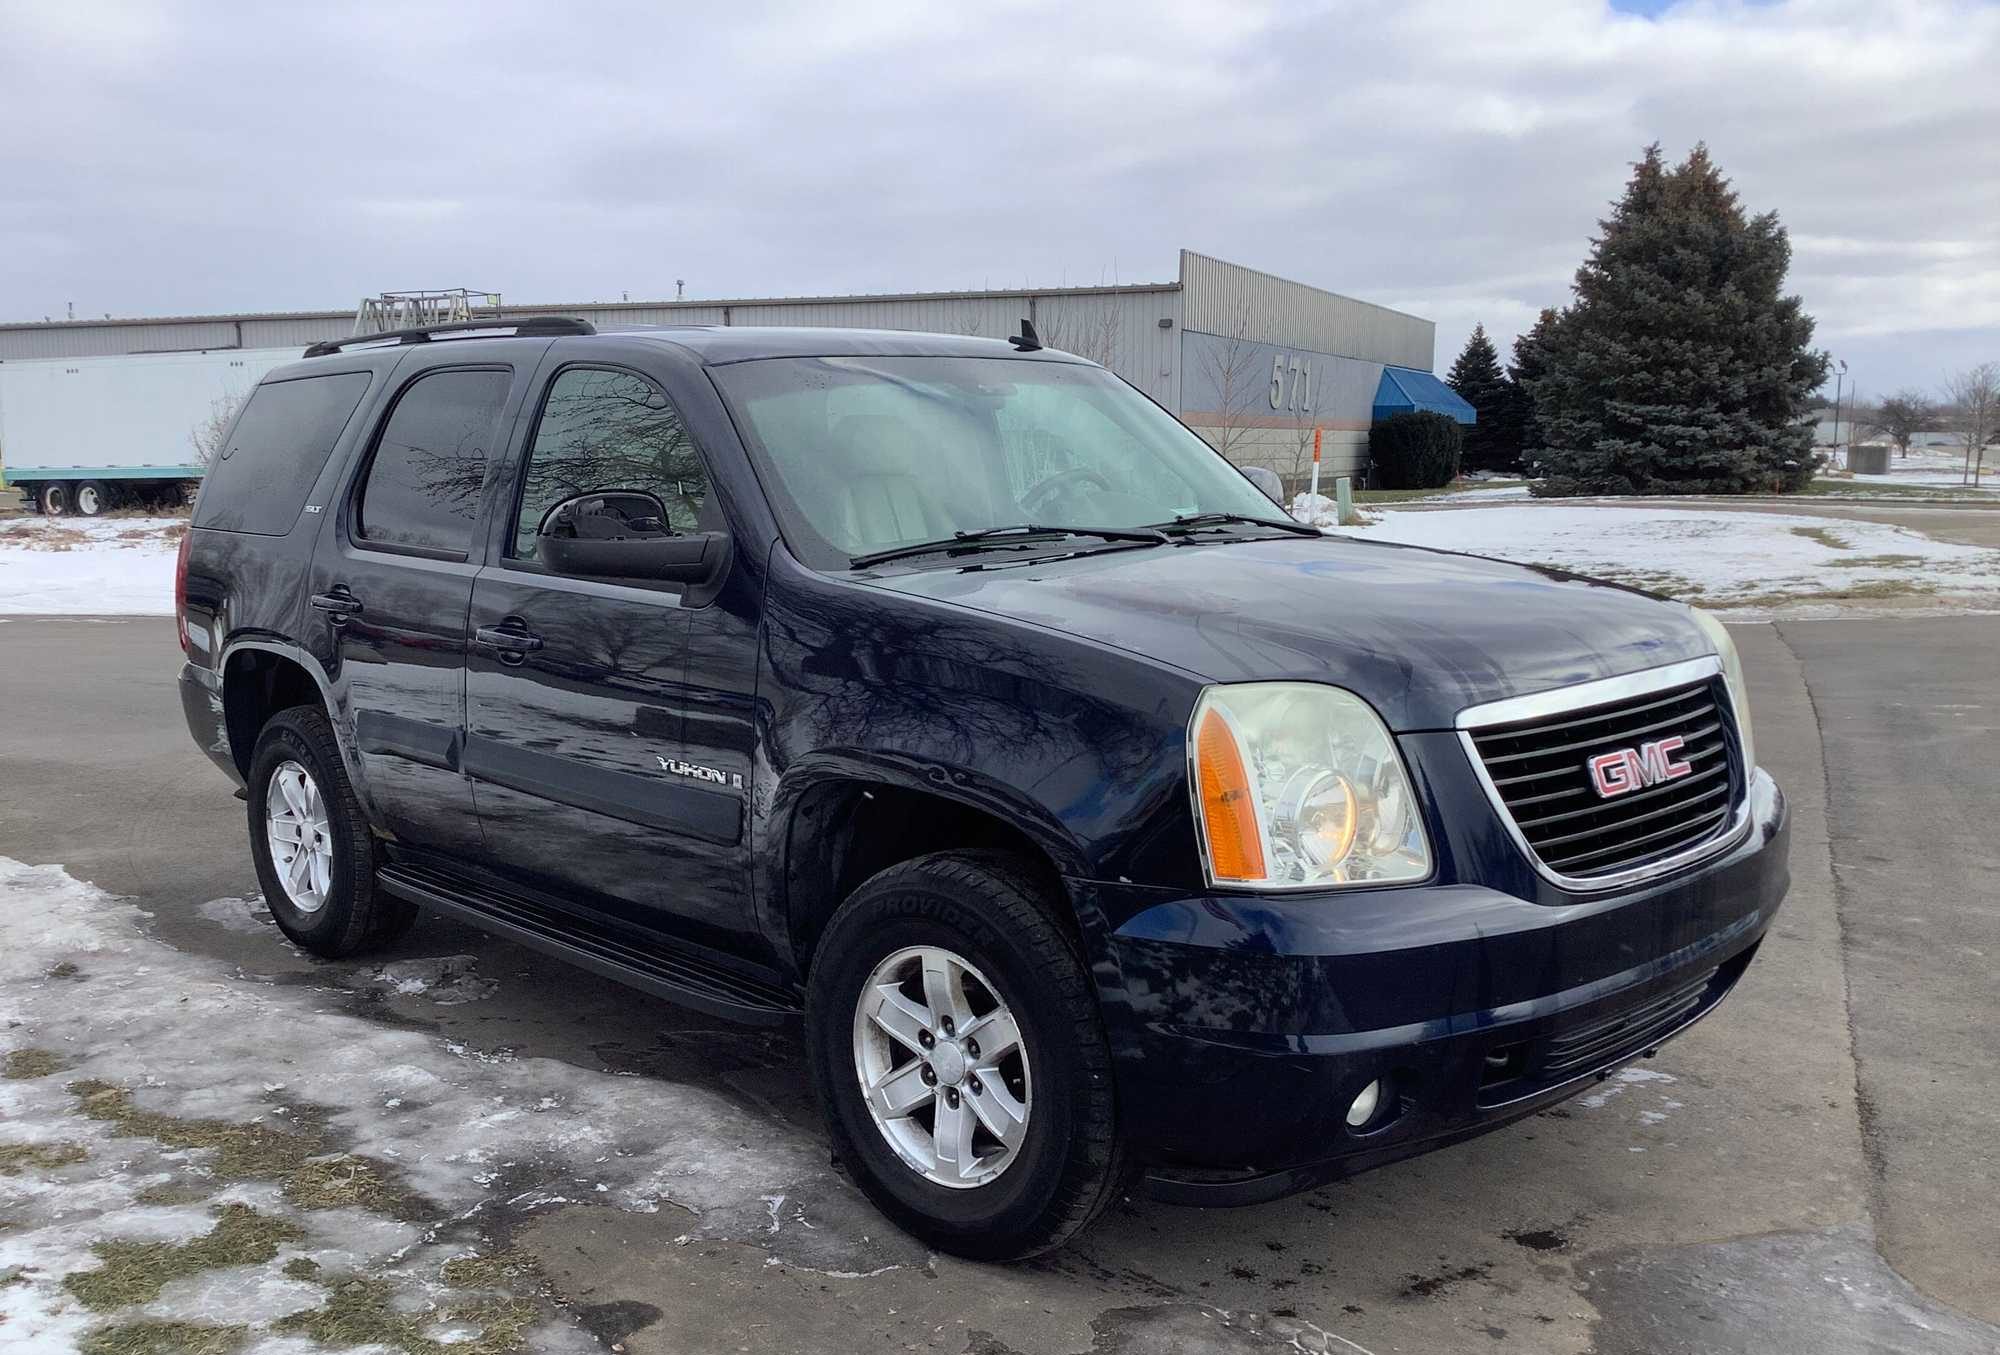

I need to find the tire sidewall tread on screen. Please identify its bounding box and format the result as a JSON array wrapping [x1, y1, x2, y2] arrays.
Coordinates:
[[246, 705, 395, 958], [806, 849, 1125, 1260]]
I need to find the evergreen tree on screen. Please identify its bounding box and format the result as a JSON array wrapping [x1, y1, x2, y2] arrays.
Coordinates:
[[1508, 308, 1559, 469], [1446, 324, 1520, 472], [1525, 144, 1830, 496]]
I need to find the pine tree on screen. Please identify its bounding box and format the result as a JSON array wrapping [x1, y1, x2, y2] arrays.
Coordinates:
[[1508, 308, 1559, 469], [1526, 144, 1830, 496], [1446, 324, 1520, 473]]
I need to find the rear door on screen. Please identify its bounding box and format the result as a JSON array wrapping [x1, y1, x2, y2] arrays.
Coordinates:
[[463, 356, 753, 951], [309, 351, 535, 857]]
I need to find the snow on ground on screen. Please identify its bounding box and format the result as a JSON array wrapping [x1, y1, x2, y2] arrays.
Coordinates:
[[0, 857, 912, 1352], [1324, 503, 2000, 607], [0, 516, 184, 615]]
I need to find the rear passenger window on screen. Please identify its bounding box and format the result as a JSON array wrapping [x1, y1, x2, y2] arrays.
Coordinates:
[[509, 367, 710, 562], [356, 369, 511, 555], [193, 372, 371, 535]]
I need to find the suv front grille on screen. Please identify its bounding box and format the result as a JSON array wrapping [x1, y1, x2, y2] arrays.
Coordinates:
[[1465, 674, 1743, 884]]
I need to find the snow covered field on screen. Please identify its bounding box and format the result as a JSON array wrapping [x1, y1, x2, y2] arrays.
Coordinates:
[[0, 517, 183, 615], [0, 859, 912, 1352], [1326, 504, 2000, 608]]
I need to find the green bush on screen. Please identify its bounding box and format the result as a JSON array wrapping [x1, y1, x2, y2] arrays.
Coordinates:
[[1369, 412, 1464, 489]]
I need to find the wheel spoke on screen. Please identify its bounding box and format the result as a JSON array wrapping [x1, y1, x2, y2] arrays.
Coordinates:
[[866, 1060, 933, 1119], [867, 984, 933, 1054], [931, 1094, 977, 1182], [966, 1073, 1029, 1152], [960, 1008, 1022, 1062], [279, 771, 310, 819], [285, 843, 312, 893], [921, 951, 973, 1031], [308, 846, 331, 899], [268, 819, 305, 845]]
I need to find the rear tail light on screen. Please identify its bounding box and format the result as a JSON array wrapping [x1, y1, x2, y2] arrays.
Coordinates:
[[174, 530, 193, 655]]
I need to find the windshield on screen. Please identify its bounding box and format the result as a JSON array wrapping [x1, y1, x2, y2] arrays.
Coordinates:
[[711, 355, 1283, 569]]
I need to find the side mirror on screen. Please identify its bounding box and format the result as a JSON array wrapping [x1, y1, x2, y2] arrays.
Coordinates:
[[537, 491, 726, 584], [1241, 465, 1285, 505]]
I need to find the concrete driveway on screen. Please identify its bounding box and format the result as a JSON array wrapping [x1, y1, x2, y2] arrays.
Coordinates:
[[1, 617, 1995, 1354]]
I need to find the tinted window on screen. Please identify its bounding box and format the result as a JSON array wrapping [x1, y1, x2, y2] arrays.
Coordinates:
[[193, 372, 370, 535], [510, 367, 710, 562], [356, 369, 511, 554]]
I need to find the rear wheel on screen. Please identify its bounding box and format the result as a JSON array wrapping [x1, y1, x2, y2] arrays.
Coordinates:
[[73, 480, 109, 517], [36, 482, 70, 517], [806, 850, 1124, 1259], [247, 706, 416, 957]]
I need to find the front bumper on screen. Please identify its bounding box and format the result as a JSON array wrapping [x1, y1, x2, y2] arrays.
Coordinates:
[[1077, 770, 1789, 1205]]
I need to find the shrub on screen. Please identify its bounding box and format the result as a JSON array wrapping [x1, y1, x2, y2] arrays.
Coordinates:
[[1369, 412, 1464, 489]]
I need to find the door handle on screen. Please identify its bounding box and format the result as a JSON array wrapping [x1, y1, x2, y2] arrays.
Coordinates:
[[475, 623, 544, 661], [310, 588, 362, 623]]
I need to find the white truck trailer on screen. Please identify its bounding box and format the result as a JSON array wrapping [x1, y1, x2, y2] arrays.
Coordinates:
[[0, 346, 299, 516]]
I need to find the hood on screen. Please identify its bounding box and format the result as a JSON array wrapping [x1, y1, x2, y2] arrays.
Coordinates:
[[859, 534, 1713, 731]]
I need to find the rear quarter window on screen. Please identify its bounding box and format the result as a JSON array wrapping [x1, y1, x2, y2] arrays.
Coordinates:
[[194, 372, 372, 535]]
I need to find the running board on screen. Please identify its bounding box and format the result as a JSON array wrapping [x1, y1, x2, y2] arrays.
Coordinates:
[[377, 865, 801, 1026]]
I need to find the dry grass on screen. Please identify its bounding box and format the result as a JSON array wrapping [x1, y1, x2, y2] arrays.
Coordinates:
[[1787, 525, 1851, 549], [63, 1204, 302, 1310], [0, 1141, 87, 1175], [275, 1273, 540, 1355], [4, 1047, 66, 1079], [67, 1080, 431, 1220], [78, 1321, 247, 1355]]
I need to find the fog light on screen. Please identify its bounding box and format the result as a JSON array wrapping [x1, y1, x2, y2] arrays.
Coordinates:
[[1345, 1079, 1383, 1129]]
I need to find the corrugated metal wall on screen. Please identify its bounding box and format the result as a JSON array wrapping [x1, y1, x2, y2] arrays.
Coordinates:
[[0, 289, 1184, 401], [1179, 249, 1432, 370]]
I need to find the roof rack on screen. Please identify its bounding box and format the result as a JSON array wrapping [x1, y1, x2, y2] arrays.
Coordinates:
[[302, 316, 595, 358]]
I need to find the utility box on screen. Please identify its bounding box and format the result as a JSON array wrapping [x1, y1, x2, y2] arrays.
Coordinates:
[[1849, 443, 1892, 476]]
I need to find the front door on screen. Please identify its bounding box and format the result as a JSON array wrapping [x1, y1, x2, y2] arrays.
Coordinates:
[[312, 359, 525, 859], [464, 360, 754, 952]]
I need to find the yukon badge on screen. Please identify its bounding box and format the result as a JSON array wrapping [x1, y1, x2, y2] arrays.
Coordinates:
[[1587, 735, 1693, 799], [657, 755, 743, 791]]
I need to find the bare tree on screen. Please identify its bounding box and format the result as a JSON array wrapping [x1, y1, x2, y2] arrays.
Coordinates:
[[189, 391, 246, 467], [1192, 307, 1266, 466], [1942, 363, 2000, 487], [1037, 304, 1123, 369], [1865, 389, 1937, 458]]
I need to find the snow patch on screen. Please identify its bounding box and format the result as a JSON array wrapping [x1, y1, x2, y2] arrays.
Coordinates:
[[0, 516, 185, 616]]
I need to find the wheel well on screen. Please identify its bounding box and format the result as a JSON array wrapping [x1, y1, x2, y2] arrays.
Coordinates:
[[783, 781, 1073, 969], [222, 650, 323, 778]]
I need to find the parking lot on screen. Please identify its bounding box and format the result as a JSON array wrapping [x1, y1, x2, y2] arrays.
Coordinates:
[[2, 615, 1995, 1353]]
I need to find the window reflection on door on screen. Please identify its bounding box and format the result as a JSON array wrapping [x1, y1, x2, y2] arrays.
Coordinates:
[[511, 367, 710, 561]]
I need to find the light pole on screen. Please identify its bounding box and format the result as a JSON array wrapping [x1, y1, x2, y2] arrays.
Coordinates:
[[1831, 359, 1848, 459]]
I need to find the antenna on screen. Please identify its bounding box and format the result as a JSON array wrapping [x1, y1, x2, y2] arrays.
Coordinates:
[[1009, 318, 1042, 352], [676, 279, 686, 301]]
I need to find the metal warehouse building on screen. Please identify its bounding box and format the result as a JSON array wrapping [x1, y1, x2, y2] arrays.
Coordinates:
[[0, 250, 1469, 486]]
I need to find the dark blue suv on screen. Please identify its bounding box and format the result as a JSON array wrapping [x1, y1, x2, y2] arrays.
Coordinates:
[[176, 318, 1789, 1259]]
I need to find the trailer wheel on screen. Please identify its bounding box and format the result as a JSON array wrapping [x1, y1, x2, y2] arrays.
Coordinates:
[[73, 481, 109, 517], [37, 483, 71, 517]]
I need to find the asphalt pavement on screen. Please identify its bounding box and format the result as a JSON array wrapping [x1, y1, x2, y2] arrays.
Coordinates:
[[1, 616, 1995, 1353]]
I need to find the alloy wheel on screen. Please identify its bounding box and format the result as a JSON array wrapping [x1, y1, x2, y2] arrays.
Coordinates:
[[851, 945, 1032, 1189], [265, 760, 333, 913]]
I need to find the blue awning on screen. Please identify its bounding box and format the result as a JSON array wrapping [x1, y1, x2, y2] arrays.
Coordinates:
[[1373, 367, 1477, 424]]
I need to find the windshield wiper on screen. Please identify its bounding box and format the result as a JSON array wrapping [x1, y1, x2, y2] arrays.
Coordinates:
[[849, 523, 1168, 571], [1151, 511, 1322, 538]]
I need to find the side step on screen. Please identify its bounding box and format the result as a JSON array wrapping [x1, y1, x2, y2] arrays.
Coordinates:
[[377, 865, 801, 1026]]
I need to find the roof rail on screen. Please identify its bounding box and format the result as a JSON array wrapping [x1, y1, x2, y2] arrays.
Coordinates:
[[302, 316, 595, 358]]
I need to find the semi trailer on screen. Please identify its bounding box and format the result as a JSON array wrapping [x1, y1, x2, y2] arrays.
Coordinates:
[[0, 347, 297, 515]]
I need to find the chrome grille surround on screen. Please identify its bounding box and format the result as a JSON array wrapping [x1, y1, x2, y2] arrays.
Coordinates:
[[1456, 656, 1752, 893]]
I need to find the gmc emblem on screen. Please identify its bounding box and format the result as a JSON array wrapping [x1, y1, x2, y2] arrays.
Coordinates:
[[1588, 735, 1693, 799]]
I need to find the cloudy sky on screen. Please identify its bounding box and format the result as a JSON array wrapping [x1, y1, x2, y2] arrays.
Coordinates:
[[2, 0, 1995, 396]]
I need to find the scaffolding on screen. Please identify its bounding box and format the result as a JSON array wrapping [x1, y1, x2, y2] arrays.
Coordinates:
[[351, 289, 503, 336]]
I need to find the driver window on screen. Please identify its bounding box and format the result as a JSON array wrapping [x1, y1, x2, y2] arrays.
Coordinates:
[[511, 368, 709, 561], [996, 385, 1195, 515]]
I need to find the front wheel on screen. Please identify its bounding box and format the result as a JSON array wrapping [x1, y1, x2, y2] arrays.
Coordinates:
[[36, 482, 70, 517], [806, 851, 1125, 1260]]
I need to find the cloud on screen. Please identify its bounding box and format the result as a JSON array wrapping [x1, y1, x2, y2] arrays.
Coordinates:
[[0, 0, 1994, 390]]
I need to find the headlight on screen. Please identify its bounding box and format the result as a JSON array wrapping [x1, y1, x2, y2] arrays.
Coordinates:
[[1690, 609, 1757, 773], [1189, 683, 1431, 890]]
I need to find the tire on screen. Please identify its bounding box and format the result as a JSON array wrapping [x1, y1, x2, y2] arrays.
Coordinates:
[[246, 705, 416, 957], [37, 482, 70, 517], [73, 481, 109, 517], [805, 850, 1125, 1260]]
